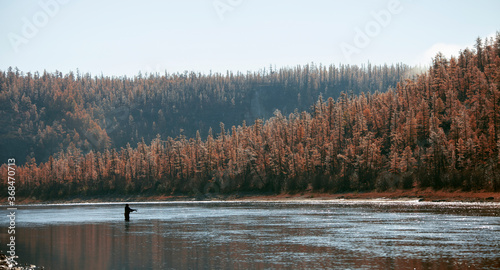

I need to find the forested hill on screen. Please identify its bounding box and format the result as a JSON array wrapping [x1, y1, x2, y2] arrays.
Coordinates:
[[0, 63, 413, 165], [1, 34, 499, 199]]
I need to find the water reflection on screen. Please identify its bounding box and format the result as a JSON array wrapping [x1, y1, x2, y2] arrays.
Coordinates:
[[1, 202, 499, 269]]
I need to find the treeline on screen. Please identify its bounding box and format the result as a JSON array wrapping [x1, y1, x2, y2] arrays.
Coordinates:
[[0, 62, 413, 165], [2, 34, 500, 199]]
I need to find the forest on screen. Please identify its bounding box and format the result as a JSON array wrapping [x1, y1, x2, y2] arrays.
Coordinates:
[[1, 34, 499, 199], [0, 62, 413, 165]]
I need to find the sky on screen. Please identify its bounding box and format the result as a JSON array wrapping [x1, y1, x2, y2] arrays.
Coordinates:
[[0, 0, 499, 77]]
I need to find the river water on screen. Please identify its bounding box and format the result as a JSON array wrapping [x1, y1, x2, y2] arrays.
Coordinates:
[[1, 200, 499, 269]]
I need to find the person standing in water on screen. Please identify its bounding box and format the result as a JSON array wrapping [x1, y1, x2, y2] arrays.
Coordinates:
[[124, 204, 137, 221]]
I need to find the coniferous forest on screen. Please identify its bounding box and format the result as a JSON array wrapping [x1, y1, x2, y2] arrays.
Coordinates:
[[1, 62, 413, 165], [1, 34, 500, 199]]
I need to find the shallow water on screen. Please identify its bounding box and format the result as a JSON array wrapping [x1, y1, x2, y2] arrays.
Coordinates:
[[1, 200, 499, 269]]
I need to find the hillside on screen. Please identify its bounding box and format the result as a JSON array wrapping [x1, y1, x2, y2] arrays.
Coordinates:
[[0, 63, 412, 165], [1, 34, 500, 199]]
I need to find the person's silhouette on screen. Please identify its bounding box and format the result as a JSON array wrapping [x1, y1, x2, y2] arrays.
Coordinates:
[[124, 204, 137, 221]]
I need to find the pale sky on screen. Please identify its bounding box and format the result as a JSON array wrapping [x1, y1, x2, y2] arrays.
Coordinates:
[[0, 0, 498, 77]]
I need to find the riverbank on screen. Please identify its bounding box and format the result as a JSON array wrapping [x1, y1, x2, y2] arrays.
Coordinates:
[[240, 188, 499, 202], [2, 188, 499, 205]]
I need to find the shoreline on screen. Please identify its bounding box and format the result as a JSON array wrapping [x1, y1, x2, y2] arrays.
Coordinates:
[[1, 188, 499, 205]]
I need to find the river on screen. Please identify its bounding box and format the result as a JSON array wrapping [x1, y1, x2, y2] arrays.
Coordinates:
[[1, 200, 499, 269]]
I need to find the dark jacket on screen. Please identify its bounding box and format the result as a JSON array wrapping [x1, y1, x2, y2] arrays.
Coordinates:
[[124, 205, 136, 220]]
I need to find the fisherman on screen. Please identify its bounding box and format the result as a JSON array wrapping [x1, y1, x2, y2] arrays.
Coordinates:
[[124, 204, 137, 221]]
